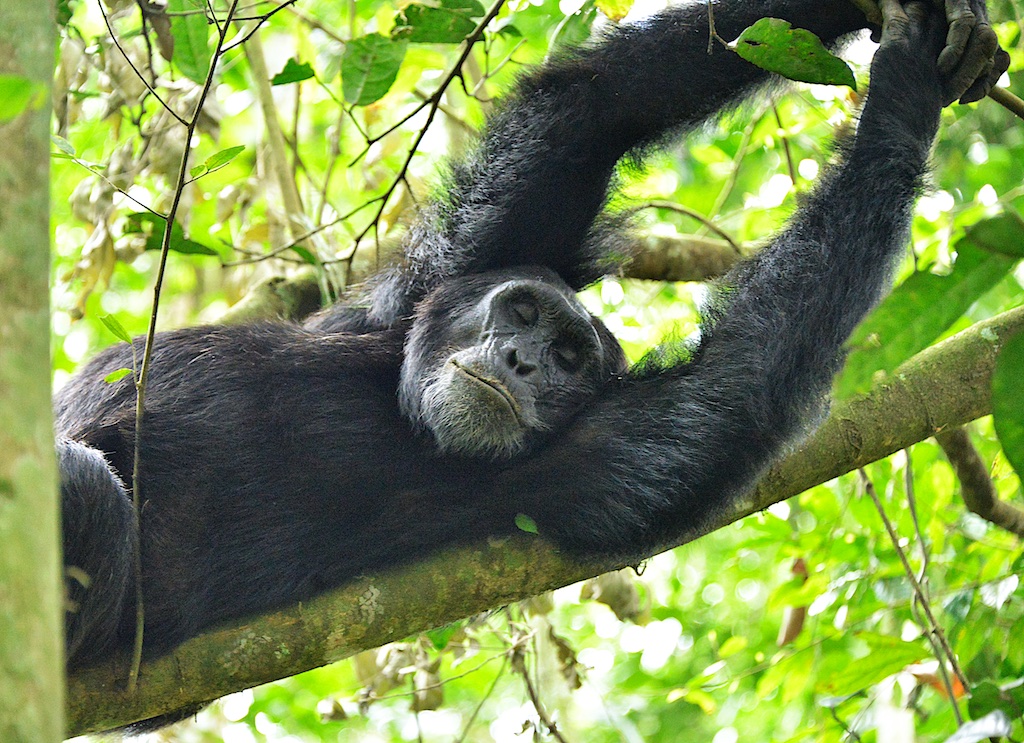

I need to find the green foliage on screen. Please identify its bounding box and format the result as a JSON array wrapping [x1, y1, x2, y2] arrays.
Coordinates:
[[835, 240, 1015, 400], [993, 331, 1024, 480], [342, 35, 409, 105], [732, 18, 857, 89], [271, 58, 316, 86], [392, 0, 485, 43], [167, 0, 213, 84]]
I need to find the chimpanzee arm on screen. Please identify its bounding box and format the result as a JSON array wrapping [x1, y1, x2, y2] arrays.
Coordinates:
[[362, 0, 869, 323], [498, 1, 952, 559]]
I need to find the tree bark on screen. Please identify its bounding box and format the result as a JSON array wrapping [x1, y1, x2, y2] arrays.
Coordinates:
[[65, 305, 1024, 735], [0, 2, 63, 741]]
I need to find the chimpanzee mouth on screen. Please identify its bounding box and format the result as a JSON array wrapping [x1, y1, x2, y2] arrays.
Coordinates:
[[448, 359, 524, 425]]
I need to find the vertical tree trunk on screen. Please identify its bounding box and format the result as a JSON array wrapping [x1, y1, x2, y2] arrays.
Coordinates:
[[0, 1, 63, 740]]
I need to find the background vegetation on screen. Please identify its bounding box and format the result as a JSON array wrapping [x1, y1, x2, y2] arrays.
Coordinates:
[[51, 0, 1024, 740]]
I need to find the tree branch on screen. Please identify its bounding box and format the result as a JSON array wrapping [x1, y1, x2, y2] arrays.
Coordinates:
[[64, 305, 1024, 734], [935, 426, 1024, 537]]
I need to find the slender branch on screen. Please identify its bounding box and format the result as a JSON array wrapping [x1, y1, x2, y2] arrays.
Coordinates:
[[510, 621, 570, 743], [858, 469, 970, 694], [638, 201, 743, 254], [935, 426, 1024, 537], [128, 0, 242, 691], [989, 86, 1024, 122], [97, 1, 187, 126], [351, 0, 508, 247], [221, 0, 299, 52]]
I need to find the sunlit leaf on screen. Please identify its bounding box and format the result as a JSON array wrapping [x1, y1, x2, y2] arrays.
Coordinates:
[[817, 634, 926, 696], [167, 0, 212, 85], [104, 368, 134, 384], [203, 145, 245, 172], [596, 0, 634, 22], [272, 58, 315, 86], [514, 514, 538, 534], [835, 243, 1015, 399], [943, 711, 1012, 743], [392, 0, 484, 44], [993, 330, 1024, 480], [425, 622, 462, 650], [732, 18, 856, 89], [100, 315, 133, 344], [342, 35, 408, 106]]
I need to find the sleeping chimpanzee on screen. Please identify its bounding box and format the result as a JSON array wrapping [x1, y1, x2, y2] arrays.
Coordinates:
[[57, 0, 1006, 674]]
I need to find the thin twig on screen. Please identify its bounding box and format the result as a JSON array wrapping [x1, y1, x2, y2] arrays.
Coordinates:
[[128, 0, 242, 691], [509, 628, 570, 743], [639, 200, 743, 254], [221, 0, 299, 53], [97, 2, 187, 126], [773, 105, 797, 185], [351, 0, 508, 248], [858, 469, 970, 694]]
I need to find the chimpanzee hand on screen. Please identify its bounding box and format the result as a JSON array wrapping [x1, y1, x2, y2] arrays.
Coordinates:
[[937, 0, 1009, 103], [878, 0, 1009, 105]]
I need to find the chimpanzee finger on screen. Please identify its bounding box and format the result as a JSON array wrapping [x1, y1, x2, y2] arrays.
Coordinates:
[[959, 46, 1010, 104], [945, 21, 999, 103], [937, 0, 977, 74], [879, 0, 911, 42]]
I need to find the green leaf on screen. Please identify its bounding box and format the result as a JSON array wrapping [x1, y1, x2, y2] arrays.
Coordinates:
[[167, 0, 212, 85], [967, 680, 1024, 720], [993, 330, 1024, 480], [56, 0, 74, 27], [51, 135, 76, 156], [202, 145, 245, 172], [514, 514, 539, 534], [190, 164, 206, 178], [963, 210, 1024, 258], [834, 242, 1015, 399], [816, 634, 926, 697], [0, 74, 46, 122], [272, 58, 315, 86], [104, 368, 134, 384], [732, 18, 856, 89], [342, 35, 408, 106], [291, 246, 318, 265], [124, 212, 221, 257], [100, 315, 133, 345], [424, 621, 462, 650], [391, 0, 484, 44]]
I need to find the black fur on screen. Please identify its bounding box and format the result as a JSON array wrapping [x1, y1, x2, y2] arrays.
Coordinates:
[[58, 0, 950, 675]]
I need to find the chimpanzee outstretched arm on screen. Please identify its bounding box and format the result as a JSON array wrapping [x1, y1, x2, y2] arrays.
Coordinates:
[[499, 2, 962, 559], [361, 0, 868, 323]]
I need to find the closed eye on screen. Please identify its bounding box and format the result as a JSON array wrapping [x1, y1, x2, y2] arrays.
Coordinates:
[[552, 343, 580, 372], [510, 298, 539, 327]]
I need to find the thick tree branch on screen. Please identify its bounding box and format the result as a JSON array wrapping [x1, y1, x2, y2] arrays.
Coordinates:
[[219, 231, 741, 325], [935, 426, 1024, 537], [65, 305, 1024, 735]]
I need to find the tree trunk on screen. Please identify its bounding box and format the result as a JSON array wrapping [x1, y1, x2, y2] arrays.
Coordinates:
[[0, 2, 63, 741]]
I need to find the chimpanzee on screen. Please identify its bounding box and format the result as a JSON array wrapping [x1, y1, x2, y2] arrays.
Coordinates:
[[56, 0, 1006, 674]]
